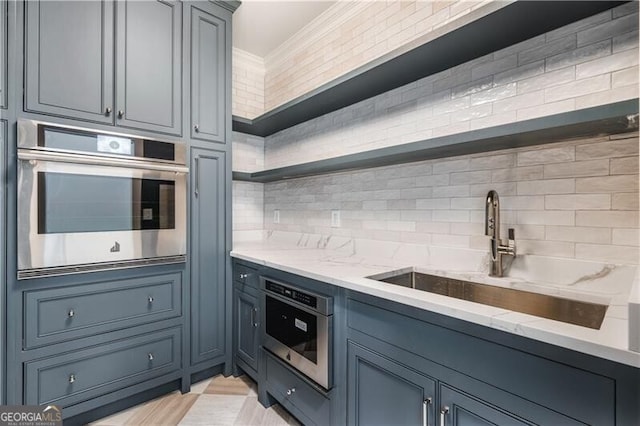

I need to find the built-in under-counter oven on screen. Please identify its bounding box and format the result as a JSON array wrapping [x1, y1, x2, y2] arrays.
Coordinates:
[[261, 277, 333, 390], [17, 119, 188, 279]]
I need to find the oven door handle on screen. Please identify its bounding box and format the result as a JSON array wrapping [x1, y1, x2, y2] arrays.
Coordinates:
[[18, 149, 189, 174]]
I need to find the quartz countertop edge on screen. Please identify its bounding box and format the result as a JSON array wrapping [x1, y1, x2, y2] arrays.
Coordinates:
[[231, 248, 640, 368]]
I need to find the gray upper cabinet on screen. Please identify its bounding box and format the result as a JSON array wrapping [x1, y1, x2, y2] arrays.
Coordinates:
[[24, 0, 115, 123], [116, 0, 182, 136], [1, 0, 7, 109], [24, 0, 182, 135], [190, 147, 227, 365], [188, 4, 226, 143]]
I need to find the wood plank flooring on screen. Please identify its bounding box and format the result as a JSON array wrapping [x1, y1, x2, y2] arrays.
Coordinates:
[[88, 375, 300, 426]]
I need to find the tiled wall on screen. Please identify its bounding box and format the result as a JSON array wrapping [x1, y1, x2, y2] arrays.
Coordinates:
[[232, 132, 265, 231], [264, 0, 500, 111], [264, 2, 639, 169], [232, 48, 265, 119], [264, 133, 639, 264]]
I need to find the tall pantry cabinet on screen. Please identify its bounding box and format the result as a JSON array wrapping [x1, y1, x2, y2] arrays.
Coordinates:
[[2, 0, 237, 421]]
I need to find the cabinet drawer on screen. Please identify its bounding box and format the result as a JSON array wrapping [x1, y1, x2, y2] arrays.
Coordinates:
[[25, 327, 181, 406], [24, 273, 182, 348], [234, 264, 258, 288], [265, 352, 330, 426]]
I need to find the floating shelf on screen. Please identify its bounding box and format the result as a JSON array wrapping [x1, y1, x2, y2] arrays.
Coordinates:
[[232, 100, 639, 183], [232, 1, 627, 138]]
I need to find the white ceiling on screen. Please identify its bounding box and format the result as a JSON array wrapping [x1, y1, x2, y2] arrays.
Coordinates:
[[232, 1, 335, 58]]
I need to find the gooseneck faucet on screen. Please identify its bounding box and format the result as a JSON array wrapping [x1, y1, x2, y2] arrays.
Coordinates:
[[485, 190, 516, 277]]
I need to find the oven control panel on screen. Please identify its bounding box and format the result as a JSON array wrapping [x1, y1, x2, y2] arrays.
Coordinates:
[[265, 280, 318, 309]]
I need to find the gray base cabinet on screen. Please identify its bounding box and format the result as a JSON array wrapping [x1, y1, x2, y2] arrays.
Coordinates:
[[347, 341, 435, 426], [233, 262, 260, 379], [190, 147, 227, 366]]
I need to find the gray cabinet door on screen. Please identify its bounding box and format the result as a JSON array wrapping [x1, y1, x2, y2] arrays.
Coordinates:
[[24, 0, 115, 123], [189, 4, 226, 143], [116, 0, 182, 136], [190, 147, 226, 365], [1, 0, 7, 109], [236, 290, 258, 371], [347, 341, 436, 426], [439, 385, 531, 426]]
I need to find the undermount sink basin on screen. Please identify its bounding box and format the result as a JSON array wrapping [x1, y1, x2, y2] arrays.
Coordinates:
[[367, 269, 608, 330]]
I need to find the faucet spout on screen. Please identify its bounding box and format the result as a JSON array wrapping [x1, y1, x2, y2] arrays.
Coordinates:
[[484, 190, 516, 277]]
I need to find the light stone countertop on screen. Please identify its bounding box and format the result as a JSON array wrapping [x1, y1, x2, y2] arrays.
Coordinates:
[[232, 231, 640, 368]]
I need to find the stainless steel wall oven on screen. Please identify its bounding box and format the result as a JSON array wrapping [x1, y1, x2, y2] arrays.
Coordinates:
[[262, 277, 333, 390], [17, 119, 188, 278]]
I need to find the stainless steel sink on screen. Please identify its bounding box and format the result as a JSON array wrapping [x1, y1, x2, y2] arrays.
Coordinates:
[[367, 269, 608, 330]]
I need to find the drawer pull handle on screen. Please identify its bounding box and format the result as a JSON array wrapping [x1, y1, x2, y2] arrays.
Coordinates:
[[239, 273, 248, 279], [252, 307, 259, 328], [68, 374, 76, 384], [68, 309, 75, 318], [148, 296, 154, 303], [423, 397, 432, 426], [148, 353, 154, 361], [440, 406, 449, 426], [286, 387, 295, 396]]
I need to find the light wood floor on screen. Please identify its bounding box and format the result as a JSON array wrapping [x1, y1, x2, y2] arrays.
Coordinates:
[[88, 375, 301, 426]]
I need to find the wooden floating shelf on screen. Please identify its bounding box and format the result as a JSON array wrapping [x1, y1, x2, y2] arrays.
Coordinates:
[[232, 1, 627, 138], [232, 100, 639, 183]]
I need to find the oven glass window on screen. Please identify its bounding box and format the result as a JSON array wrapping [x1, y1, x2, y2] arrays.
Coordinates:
[[37, 172, 175, 234], [266, 296, 318, 364]]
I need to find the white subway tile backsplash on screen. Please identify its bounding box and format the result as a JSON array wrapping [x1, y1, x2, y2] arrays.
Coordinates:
[[612, 228, 640, 246], [517, 146, 575, 166], [544, 74, 610, 103], [517, 240, 575, 258], [517, 179, 576, 195], [545, 39, 611, 72], [576, 175, 639, 193], [545, 225, 611, 244], [516, 210, 575, 226], [575, 48, 639, 79], [492, 166, 544, 182], [543, 159, 610, 178], [612, 193, 639, 211], [545, 194, 611, 210], [245, 4, 638, 265], [611, 156, 639, 175], [575, 244, 639, 264], [576, 138, 639, 159], [576, 211, 639, 228], [577, 12, 638, 46]]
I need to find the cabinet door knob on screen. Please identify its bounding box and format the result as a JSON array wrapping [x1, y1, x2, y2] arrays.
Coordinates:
[[251, 307, 259, 328], [239, 273, 248, 279], [439, 406, 449, 426], [118, 110, 124, 119], [148, 353, 154, 361], [286, 387, 295, 396], [105, 107, 112, 115], [148, 296, 154, 303], [69, 374, 76, 384], [68, 309, 75, 318], [194, 124, 199, 132]]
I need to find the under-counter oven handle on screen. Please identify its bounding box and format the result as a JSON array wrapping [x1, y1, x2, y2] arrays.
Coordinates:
[[17, 149, 189, 174]]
